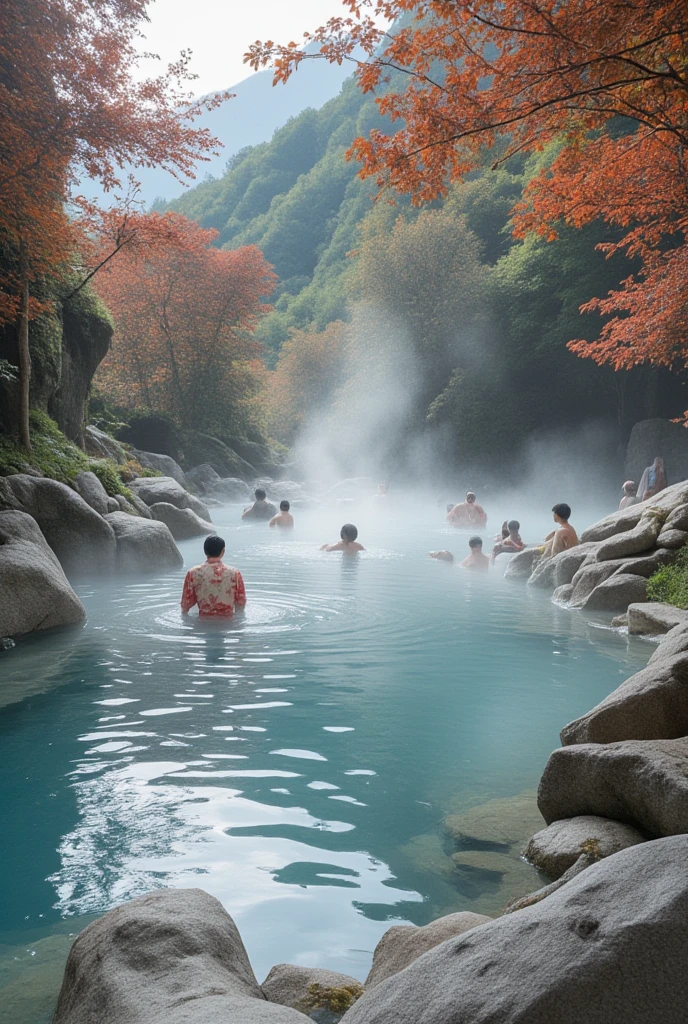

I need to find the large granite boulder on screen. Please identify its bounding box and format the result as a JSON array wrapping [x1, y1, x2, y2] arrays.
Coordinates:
[[627, 602, 688, 635], [537, 738, 688, 837], [661, 503, 688, 533], [593, 510, 663, 561], [503, 547, 541, 579], [53, 888, 310, 1024], [365, 913, 492, 991], [0, 474, 116, 576], [580, 481, 688, 543], [104, 512, 183, 574], [524, 816, 646, 880], [186, 463, 222, 494], [182, 432, 256, 480], [131, 448, 187, 486], [657, 528, 688, 548], [582, 572, 648, 611], [339, 837, 688, 1024], [527, 543, 598, 590], [262, 964, 362, 1015], [561, 653, 688, 745], [149, 502, 214, 540], [72, 470, 110, 516], [129, 476, 211, 521], [569, 559, 626, 607], [0, 511, 85, 637], [84, 425, 128, 464], [648, 623, 688, 663]]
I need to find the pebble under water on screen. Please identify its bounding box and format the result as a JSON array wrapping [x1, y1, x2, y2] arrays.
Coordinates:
[[0, 498, 653, 1023]]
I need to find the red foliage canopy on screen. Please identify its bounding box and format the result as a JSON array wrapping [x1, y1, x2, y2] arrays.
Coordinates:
[[247, 1, 688, 380], [94, 212, 276, 430]]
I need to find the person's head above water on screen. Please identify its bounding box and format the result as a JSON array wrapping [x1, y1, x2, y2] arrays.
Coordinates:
[[468, 536, 483, 549], [280, 500, 290, 511], [340, 523, 358, 543], [466, 492, 476, 504], [552, 503, 571, 523], [204, 535, 226, 559], [507, 519, 520, 533], [255, 488, 266, 501]]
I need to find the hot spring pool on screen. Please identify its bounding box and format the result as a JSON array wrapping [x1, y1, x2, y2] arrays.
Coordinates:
[[0, 498, 653, 1021]]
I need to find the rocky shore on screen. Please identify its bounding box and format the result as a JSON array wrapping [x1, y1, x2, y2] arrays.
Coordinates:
[[41, 483, 688, 1021]]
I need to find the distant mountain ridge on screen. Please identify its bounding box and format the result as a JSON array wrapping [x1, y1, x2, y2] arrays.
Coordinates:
[[80, 54, 353, 207]]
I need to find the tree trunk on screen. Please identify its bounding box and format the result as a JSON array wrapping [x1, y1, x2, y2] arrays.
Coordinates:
[[18, 277, 31, 451]]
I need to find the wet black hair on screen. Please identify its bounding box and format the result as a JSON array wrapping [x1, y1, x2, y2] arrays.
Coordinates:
[[507, 520, 520, 531], [466, 491, 476, 502], [280, 500, 290, 511], [341, 523, 358, 542], [204, 535, 225, 558], [552, 503, 571, 521], [255, 488, 266, 500], [468, 536, 483, 548]]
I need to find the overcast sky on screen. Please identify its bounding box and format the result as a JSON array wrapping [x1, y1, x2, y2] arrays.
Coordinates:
[[139, 0, 354, 96]]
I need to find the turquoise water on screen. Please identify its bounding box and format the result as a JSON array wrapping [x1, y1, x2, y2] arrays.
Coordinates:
[[0, 498, 652, 1022]]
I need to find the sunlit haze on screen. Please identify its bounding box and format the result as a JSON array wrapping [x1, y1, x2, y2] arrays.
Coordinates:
[[138, 0, 356, 95]]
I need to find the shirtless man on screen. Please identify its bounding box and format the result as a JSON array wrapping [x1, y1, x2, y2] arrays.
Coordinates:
[[269, 500, 294, 529], [242, 487, 277, 521], [491, 520, 524, 562], [460, 536, 490, 571], [447, 492, 487, 529], [321, 523, 365, 553], [541, 503, 578, 559]]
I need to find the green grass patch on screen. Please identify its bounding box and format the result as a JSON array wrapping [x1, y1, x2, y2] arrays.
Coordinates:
[[0, 411, 131, 497], [647, 547, 688, 609]]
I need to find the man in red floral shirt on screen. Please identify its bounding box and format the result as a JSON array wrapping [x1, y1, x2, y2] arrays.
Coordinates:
[[181, 535, 247, 618]]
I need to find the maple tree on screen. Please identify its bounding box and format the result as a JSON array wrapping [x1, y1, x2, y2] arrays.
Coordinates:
[[268, 321, 349, 441], [0, 0, 226, 448], [248, 1, 688, 401], [94, 212, 276, 432]]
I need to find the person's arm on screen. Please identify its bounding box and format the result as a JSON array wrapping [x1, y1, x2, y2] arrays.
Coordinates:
[[269, 515, 277, 528], [241, 506, 252, 520], [544, 529, 555, 541], [180, 571, 197, 615], [234, 571, 247, 607], [321, 542, 342, 551]]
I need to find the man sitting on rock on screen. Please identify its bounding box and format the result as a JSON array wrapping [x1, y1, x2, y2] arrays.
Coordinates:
[[541, 503, 578, 559], [241, 487, 277, 521], [181, 535, 246, 618], [619, 481, 638, 510]]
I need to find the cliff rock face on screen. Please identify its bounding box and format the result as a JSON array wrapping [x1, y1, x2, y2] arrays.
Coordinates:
[[0, 284, 112, 443], [625, 418, 688, 486]]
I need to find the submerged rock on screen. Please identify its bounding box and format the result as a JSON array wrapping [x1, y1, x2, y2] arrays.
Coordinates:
[[537, 737, 688, 837], [364, 914, 491, 992], [53, 888, 311, 1024], [149, 502, 214, 540], [262, 964, 362, 1015], [340, 837, 688, 1024], [627, 602, 688, 635], [104, 512, 183, 574], [560, 653, 688, 745], [525, 816, 646, 879], [0, 510, 85, 637], [0, 474, 116, 576], [444, 792, 545, 850], [503, 851, 597, 914]]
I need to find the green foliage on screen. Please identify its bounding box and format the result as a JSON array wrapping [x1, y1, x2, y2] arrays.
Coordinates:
[[647, 548, 688, 609], [0, 358, 17, 381], [0, 410, 130, 495]]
